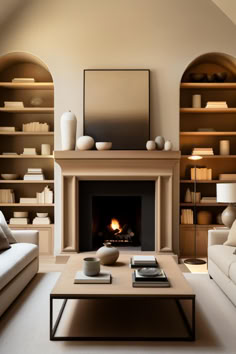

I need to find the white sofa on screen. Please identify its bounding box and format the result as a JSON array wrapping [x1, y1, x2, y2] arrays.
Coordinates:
[[208, 229, 236, 306], [0, 230, 39, 317]]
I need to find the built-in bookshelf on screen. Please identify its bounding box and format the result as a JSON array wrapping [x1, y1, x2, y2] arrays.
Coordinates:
[[0, 53, 54, 255], [180, 53, 236, 257]]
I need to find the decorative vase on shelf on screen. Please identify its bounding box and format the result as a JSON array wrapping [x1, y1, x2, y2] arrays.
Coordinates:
[[60, 110, 77, 150], [96, 242, 119, 265]]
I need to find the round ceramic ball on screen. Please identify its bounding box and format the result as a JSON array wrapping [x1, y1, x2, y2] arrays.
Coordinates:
[[146, 140, 156, 150], [155, 136, 165, 150], [76, 136, 94, 150], [164, 140, 172, 151]]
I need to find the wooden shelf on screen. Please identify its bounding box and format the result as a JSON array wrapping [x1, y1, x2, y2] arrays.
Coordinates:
[[181, 155, 236, 159], [0, 82, 54, 89], [180, 179, 236, 183], [0, 107, 54, 113], [180, 224, 220, 228], [0, 180, 54, 184], [0, 155, 53, 159], [180, 83, 236, 89], [180, 203, 227, 206], [9, 223, 54, 227], [180, 108, 236, 113], [180, 131, 236, 136], [0, 132, 54, 136], [0, 203, 54, 207]]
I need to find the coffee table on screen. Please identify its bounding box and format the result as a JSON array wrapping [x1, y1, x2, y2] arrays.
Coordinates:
[[50, 253, 195, 341]]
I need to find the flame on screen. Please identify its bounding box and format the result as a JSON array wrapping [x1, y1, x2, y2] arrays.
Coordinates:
[[110, 218, 122, 233]]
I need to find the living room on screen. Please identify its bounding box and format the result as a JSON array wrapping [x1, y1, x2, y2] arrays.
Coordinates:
[[0, 0, 236, 352]]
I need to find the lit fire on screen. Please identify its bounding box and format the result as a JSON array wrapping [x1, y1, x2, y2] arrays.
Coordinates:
[[110, 218, 122, 233]]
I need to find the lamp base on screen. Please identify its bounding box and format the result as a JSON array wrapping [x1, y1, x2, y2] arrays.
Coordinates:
[[221, 204, 236, 228], [184, 258, 206, 265]]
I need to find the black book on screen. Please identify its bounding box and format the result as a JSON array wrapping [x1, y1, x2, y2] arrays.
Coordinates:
[[132, 273, 170, 288], [130, 258, 159, 269]]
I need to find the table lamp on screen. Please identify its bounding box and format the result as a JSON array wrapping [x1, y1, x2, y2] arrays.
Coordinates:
[[216, 183, 236, 228]]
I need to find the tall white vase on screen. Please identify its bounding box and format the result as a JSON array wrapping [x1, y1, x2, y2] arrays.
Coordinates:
[[60, 111, 77, 150]]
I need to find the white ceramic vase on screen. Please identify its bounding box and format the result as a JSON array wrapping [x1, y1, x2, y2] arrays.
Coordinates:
[[96, 242, 119, 265], [60, 111, 77, 150]]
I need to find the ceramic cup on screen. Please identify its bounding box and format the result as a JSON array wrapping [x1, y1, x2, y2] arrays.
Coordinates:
[[82, 257, 100, 276]]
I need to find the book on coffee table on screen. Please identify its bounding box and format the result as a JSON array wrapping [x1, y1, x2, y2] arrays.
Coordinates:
[[132, 269, 170, 288], [74, 271, 112, 284], [130, 255, 158, 268]]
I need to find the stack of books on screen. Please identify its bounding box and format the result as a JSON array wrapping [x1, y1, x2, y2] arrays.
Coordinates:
[[24, 168, 45, 181], [181, 209, 193, 224], [4, 101, 24, 108], [130, 255, 158, 268], [219, 174, 236, 181], [19, 197, 37, 204], [10, 217, 29, 225], [200, 197, 217, 203], [132, 268, 170, 288], [192, 147, 214, 156], [206, 101, 228, 108], [12, 78, 35, 83], [33, 216, 51, 224], [22, 148, 37, 156], [190, 168, 212, 180], [74, 271, 112, 284], [0, 127, 16, 132], [0, 189, 15, 203], [22, 122, 49, 132]]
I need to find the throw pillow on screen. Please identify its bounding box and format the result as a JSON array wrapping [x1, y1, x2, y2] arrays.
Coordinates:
[[224, 219, 236, 247], [0, 225, 11, 251], [0, 210, 16, 244]]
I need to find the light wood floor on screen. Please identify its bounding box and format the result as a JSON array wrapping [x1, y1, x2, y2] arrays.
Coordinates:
[[39, 256, 208, 274]]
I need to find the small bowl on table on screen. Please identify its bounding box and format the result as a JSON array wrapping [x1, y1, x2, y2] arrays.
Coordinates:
[[95, 142, 112, 151]]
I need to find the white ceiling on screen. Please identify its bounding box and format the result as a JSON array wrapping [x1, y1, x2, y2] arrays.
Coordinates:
[[212, 0, 236, 25]]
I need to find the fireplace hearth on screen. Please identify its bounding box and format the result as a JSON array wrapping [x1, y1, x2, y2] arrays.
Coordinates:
[[79, 181, 155, 251]]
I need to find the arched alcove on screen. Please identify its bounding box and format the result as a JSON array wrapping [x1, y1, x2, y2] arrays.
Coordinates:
[[0, 51, 54, 256], [179, 52, 236, 258]]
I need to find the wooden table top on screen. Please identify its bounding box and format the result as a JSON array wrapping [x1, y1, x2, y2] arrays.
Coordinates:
[[51, 253, 195, 298]]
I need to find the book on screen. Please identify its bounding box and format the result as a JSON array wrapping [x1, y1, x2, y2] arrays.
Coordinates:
[[32, 217, 51, 224], [134, 269, 167, 281], [0, 127, 16, 132], [132, 273, 170, 288], [27, 168, 43, 173], [4, 101, 24, 108], [22, 148, 37, 155], [12, 78, 35, 83], [132, 255, 156, 263], [219, 174, 236, 181], [74, 271, 112, 284], [130, 256, 158, 268], [2, 152, 18, 155], [24, 174, 45, 181], [19, 197, 37, 203], [9, 218, 29, 225]]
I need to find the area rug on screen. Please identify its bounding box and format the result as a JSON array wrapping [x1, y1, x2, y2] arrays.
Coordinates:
[[0, 272, 236, 354]]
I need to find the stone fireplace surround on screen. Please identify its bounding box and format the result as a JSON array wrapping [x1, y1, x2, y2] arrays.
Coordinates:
[[54, 150, 180, 255]]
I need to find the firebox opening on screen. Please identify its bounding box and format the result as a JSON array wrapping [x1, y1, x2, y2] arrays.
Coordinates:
[[92, 196, 141, 249]]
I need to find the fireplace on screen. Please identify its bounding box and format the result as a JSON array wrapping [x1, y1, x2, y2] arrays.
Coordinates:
[[54, 150, 180, 255], [79, 181, 155, 251]]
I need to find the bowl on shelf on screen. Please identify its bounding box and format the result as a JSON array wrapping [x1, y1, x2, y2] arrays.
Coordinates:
[[13, 211, 28, 218], [206, 74, 215, 82], [1, 173, 19, 180], [95, 142, 112, 151], [36, 213, 48, 218], [189, 73, 206, 82], [214, 72, 227, 82]]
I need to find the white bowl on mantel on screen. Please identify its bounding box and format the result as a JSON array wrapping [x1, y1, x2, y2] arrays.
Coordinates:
[[95, 142, 112, 151], [1, 173, 19, 180]]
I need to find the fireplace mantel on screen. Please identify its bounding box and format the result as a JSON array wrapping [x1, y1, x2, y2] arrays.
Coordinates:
[[55, 150, 180, 255]]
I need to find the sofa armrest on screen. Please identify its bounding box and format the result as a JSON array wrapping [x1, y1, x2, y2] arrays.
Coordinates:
[[12, 230, 39, 246], [208, 230, 229, 247]]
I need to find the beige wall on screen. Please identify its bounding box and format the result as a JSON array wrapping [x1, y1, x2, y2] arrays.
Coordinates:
[[0, 0, 235, 254]]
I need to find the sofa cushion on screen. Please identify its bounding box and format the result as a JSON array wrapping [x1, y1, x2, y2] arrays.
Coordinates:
[[224, 219, 236, 247], [0, 211, 16, 244], [0, 243, 38, 291], [0, 226, 11, 251], [229, 261, 236, 285], [208, 244, 236, 277]]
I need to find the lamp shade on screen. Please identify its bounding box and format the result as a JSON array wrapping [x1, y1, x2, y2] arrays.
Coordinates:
[[216, 183, 236, 203]]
